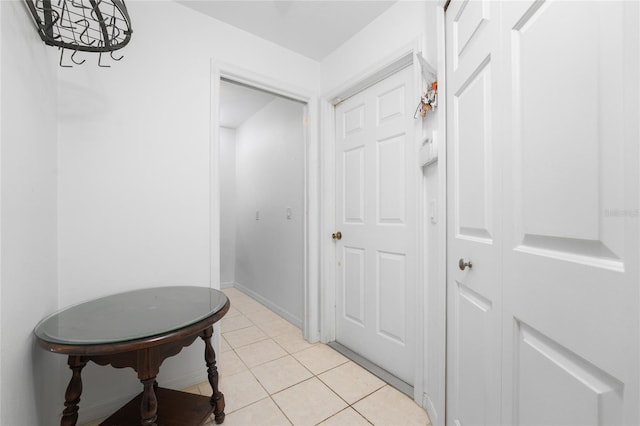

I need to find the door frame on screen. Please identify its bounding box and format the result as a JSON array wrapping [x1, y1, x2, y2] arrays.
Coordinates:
[[426, 3, 448, 426], [210, 60, 321, 342], [319, 38, 427, 404]]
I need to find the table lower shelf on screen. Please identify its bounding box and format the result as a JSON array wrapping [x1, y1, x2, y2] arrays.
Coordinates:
[[99, 387, 214, 426]]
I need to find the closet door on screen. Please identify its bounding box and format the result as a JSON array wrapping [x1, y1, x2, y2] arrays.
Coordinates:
[[500, 1, 639, 424], [445, 1, 503, 424], [447, 1, 640, 424]]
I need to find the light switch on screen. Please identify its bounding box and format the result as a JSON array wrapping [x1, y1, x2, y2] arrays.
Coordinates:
[[256, 211, 260, 220], [286, 207, 292, 220]]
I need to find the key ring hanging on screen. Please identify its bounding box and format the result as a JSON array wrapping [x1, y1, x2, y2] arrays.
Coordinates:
[[414, 80, 438, 119]]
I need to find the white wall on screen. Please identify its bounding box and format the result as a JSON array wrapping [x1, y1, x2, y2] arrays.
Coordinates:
[[321, 1, 430, 94], [235, 98, 305, 325], [57, 0, 318, 307], [0, 2, 62, 424], [55, 1, 319, 421], [220, 127, 236, 286]]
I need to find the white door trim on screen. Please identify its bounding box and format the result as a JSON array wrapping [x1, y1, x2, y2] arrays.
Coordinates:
[[210, 60, 321, 343], [422, 3, 448, 426], [319, 38, 426, 404]]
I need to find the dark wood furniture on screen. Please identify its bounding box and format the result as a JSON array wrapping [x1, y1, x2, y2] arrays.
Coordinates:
[[34, 286, 230, 426]]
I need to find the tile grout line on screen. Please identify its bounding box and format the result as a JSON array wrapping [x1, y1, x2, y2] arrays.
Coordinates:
[[268, 394, 295, 425]]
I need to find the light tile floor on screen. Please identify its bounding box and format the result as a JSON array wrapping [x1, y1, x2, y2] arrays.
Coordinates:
[[83, 288, 431, 426]]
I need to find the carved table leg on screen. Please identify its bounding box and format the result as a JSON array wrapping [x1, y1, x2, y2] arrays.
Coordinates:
[[201, 326, 225, 424], [61, 356, 87, 426], [136, 347, 161, 426], [140, 377, 158, 426]]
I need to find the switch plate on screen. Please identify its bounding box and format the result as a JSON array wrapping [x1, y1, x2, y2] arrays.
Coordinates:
[[255, 211, 260, 220], [419, 131, 438, 167], [286, 207, 292, 219]]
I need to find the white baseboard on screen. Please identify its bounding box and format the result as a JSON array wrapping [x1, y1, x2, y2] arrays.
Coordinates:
[[233, 282, 302, 328], [423, 393, 439, 426], [163, 368, 208, 390], [220, 281, 235, 289]]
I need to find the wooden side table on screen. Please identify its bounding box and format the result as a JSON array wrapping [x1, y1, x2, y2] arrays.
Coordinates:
[[34, 286, 230, 426]]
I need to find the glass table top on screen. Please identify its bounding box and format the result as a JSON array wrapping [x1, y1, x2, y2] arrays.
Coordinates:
[[34, 286, 228, 345]]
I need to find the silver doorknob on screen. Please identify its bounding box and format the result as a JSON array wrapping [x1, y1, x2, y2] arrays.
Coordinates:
[[459, 258, 472, 270], [332, 231, 342, 241]]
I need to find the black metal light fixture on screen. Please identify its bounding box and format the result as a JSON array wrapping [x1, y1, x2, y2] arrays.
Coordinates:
[[24, 0, 133, 67]]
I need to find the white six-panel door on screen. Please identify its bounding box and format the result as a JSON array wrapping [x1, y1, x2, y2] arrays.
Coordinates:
[[335, 65, 416, 384], [447, 1, 639, 424]]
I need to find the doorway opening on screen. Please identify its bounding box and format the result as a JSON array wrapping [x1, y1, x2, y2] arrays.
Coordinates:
[[218, 78, 307, 327]]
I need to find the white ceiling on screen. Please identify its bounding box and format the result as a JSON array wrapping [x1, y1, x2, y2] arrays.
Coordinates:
[[177, 1, 397, 61], [219, 80, 277, 128]]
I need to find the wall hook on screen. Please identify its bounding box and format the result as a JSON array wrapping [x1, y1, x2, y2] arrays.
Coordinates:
[[98, 51, 111, 67], [110, 51, 124, 61], [59, 47, 72, 67], [71, 49, 85, 65]]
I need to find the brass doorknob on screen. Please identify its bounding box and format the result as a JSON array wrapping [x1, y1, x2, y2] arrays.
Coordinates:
[[459, 258, 472, 270], [332, 231, 342, 241]]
